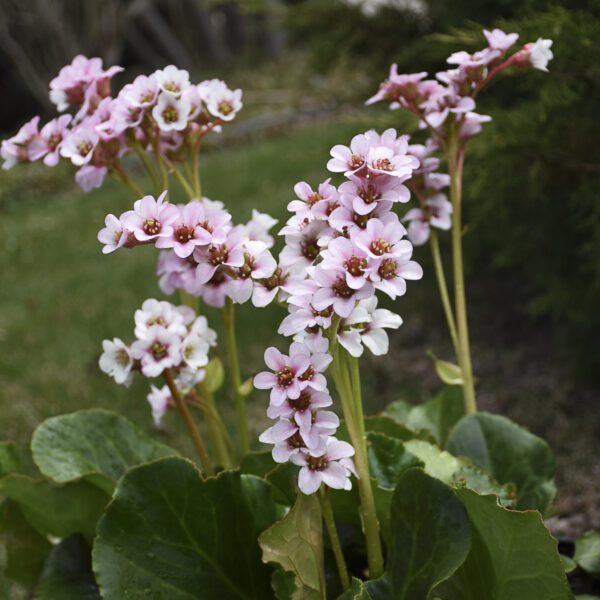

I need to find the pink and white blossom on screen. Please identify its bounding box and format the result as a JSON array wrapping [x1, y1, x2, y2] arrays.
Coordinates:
[[99, 338, 134, 386]]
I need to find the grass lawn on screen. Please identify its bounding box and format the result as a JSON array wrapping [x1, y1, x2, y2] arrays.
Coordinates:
[[0, 110, 422, 457]]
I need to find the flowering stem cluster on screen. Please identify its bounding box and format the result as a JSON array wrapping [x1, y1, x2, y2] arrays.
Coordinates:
[[368, 28, 554, 413]]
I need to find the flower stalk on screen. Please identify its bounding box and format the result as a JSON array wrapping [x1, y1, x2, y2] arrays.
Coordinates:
[[319, 487, 350, 591]]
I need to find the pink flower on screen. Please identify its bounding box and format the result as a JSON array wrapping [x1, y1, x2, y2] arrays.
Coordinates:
[[327, 133, 374, 177], [339, 177, 409, 216], [288, 179, 338, 223], [366, 249, 423, 300], [228, 240, 277, 304], [198, 270, 231, 308], [365, 65, 428, 106], [279, 221, 329, 270], [60, 126, 99, 166], [121, 191, 179, 242], [320, 237, 370, 290], [194, 229, 245, 284], [366, 145, 419, 179], [98, 214, 128, 254], [278, 293, 334, 336], [459, 112, 492, 139], [403, 193, 453, 245], [157, 252, 196, 295], [134, 298, 188, 339], [483, 28, 519, 52], [251, 266, 306, 308], [242, 209, 279, 248], [121, 74, 159, 107], [130, 325, 182, 378], [147, 385, 173, 426], [292, 438, 356, 494], [155, 200, 213, 258], [1, 116, 40, 170], [201, 79, 243, 121], [354, 217, 410, 261], [254, 346, 310, 406], [28, 115, 72, 166], [75, 165, 107, 192], [312, 266, 374, 318]]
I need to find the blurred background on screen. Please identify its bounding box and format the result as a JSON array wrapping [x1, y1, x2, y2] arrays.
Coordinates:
[[0, 0, 598, 541]]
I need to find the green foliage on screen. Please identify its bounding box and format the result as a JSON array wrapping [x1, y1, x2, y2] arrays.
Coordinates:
[[367, 468, 472, 600], [436, 489, 571, 599], [259, 493, 325, 600], [31, 409, 179, 494], [93, 459, 281, 599], [37, 535, 100, 600], [446, 412, 556, 513], [575, 531, 600, 576]]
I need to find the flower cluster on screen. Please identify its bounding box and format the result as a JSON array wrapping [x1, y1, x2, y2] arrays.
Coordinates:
[[99, 298, 216, 425], [1, 56, 242, 191], [254, 127, 423, 494], [98, 192, 279, 309], [367, 28, 553, 140]]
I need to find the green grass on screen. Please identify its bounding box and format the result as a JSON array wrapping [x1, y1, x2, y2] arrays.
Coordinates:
[[0, 111, 417, 455]]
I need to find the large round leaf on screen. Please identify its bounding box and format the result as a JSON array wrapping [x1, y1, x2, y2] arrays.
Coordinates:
[[93, 458, 281, 599], [436, 489, 571, 600], [446, 412, 556, 513], [31, 409, 178, 493], [370, 467, 471, 600]]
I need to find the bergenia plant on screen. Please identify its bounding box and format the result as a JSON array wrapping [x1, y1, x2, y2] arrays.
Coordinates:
[[1, 31, 583, 600]]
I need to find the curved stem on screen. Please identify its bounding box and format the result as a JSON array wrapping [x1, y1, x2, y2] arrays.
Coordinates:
[[331, 347, 384, 579], [429, 230, 460, 358], [319, 487, 350, 591], [131, 140, 161, 194], [163, 369, 214, 475], [448, 137, 477, 414], [221, 298, 249, 455], [113, 164, 143, 197], [347, 354, 366, 454]]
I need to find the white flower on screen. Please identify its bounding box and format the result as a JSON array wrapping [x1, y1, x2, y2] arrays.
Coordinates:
[[99, 338, 133, 386], [152, 93, 191, 132], [529, 38, 553, 72], [134, 299, 187, 339], [180, 332, 210, 370], [154, 65, 190, 97], [147, 384, 171, 426]]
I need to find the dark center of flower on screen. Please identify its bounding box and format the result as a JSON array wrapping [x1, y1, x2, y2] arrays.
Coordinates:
[[370, 238, 390, 256], [175, 225, 195, 243], [48, 133, 62, 150], [208, 244, 229, 266], [349, 154, 364, 170], [151, 342, 167, 360], [238, 260, 253, 279], [300, 239, 320, 261], [276, 366, 294, 387], [116, 349, 130, 367], [378, 258, 398, 280], [78, 141, 93, 157], [359, 184, 380, 204], [262, 268, 285, 291], [373, 158, 393, 171], [292, 390, 312, 411], [287, 431, 305, 449], [311, 305, 333, 318], [307, 192, 321, 207], [161, 107, 179, 123], [143, 218, 161, 235], [307, 455, 329, 471], [299, 365, 315, 382], [352, 212, 369, 228], [345, 255, 367, 277], [333, 277, 355, 298], [218, 101, 233, 115]]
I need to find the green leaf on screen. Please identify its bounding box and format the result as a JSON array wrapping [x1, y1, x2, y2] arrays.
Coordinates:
[[93, 458, 280, 599], [205, 357, 225, 393], [364, 416, 435, 443], [367, 432, 423, 490], [428, 352, 463, 385], [337, 577, 373, 599], [575, 530, 600, 576], [0, 474, 108, 540], [560, 554, 577, 574], [31, 409, 178, 494], [436, 489, 571, 600], [259, 493, 325, 600], [384, 386, 465, 445], [403, 440, 514, 504], [241, 451, 297, 506], [0, 443, 23, 477], [0, 500, 51, 586], [382, 468, 472, 600], [37, 535, 100, 600], [446, 412, 556, 513]]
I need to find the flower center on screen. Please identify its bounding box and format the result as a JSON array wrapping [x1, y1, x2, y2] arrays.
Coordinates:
[[163, 82, 180, 94], [175, 225, 195, 243], [292, 390, 312, 411], [370, 238, 390, 256], [378, 258, 398, 280], [116, 349, 130, 367], [208, 244, 229, 266], [238, 260, 253, 279], [277, 366, 294, 387], [143, 218, 161, 236], [299, 365, 315, 382], [140, 91, 155, 103], [373, 158, 393, 171], [359, 184, 380, 204], [307, 455, 329, 471], [333, 277, 355, 298], [349, 154, 364, 170], [352, 212, 369, 228], [78, 141, 93, 157], [287, 431, 305, 449], [345, 255, 367, 277], [218, 101, 233, 115], [307, 192, 321, 207], [311, 305, 333, 318], [300, 239, 320, 261], [151, 342, 167, 360], [161, 107, 179, 123]]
